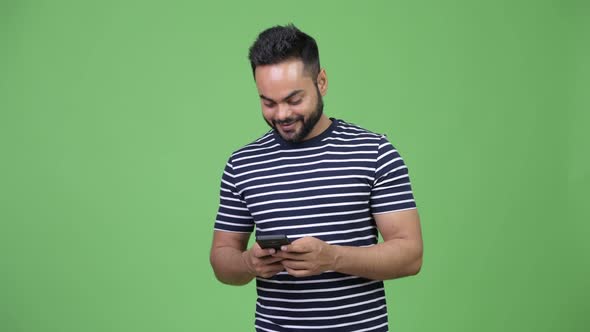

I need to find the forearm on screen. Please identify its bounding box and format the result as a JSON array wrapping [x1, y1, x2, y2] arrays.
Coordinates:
[[210, 246, 254, 285], [332, 239, 422, 280]]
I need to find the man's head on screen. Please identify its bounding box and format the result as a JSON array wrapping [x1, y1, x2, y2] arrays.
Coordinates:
[[248, 24, 329, 143], [248, 24, 320, 80]]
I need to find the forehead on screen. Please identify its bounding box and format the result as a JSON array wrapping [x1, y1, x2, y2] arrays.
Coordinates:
[[254, 59, 313, 97]]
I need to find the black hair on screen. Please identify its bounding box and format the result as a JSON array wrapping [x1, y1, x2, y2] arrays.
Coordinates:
[[248, 24, 320, 81]]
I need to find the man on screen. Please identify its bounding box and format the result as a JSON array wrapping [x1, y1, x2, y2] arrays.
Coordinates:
[[210, 24, 423, 332]]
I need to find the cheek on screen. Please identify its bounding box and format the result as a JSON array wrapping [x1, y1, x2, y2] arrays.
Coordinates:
[[261, 107, 275, 121], [297, 101, 314, 116]]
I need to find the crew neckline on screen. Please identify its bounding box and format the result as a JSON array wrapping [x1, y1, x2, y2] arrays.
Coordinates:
[[273, 117, 338, 149]]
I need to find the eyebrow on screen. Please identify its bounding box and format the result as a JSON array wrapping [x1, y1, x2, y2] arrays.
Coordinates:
[[260, 89, 304, 103]]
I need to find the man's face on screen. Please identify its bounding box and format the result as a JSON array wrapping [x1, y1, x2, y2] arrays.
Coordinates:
[[254, 59, 325, 143]]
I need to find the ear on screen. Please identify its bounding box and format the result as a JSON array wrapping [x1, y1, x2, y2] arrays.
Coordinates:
[[316, 68, 328, 96]]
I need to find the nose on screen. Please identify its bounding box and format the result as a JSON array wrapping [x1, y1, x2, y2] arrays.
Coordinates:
[[276, 104, 292, 121]]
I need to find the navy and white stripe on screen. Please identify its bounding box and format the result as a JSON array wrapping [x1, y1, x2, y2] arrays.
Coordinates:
[[215, 119, 416, 331]]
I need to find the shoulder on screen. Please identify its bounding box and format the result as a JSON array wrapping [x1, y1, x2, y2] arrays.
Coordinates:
[[330, 120, 403, 161], [328, 119, 389, 145], [332, 119, 383, 137], [226, 130, 279, 165]]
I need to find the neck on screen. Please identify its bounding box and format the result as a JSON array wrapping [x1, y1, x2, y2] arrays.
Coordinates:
[[303, 115, 332, 141]]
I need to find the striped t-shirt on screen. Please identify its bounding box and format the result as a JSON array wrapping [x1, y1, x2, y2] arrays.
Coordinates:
[[214, 118, 416, 332]]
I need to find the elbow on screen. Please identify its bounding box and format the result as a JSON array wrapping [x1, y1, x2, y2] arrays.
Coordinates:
[[209, 250, 228, 284], [408, 256, 422, 276], [209, 253, 233, 285], [210, 251, 252, 286], [210, 262, 239, 285], [209, 254, 224, 283], [403, 249, 423, 277], [214, 271, 250, 286]]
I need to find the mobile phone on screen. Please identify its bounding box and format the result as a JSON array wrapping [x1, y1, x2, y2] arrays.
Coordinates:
[[256, 234, 291, 250]]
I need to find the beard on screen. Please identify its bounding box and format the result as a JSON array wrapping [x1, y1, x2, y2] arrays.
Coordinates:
[[265, 86, 324, 143]]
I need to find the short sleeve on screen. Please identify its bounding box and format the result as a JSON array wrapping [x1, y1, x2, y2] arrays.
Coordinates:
[[370, 135, 417, 214], [213, 158, 255, 233]]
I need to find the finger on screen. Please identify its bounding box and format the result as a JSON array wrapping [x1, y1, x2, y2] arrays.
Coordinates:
[[284, 266, 311, 278], [259, 263, 285, 278], [272, 251, 306, 261], [260, 262, 284, 270], [253, 246, 276, 258], [281, 259, 309, 270], [285, 237, 316, 251], [280, 244, 311, 253], [259, 255, 284, 265]]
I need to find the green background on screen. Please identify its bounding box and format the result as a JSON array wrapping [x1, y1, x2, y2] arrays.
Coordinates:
[[1, 0, 588, 331]]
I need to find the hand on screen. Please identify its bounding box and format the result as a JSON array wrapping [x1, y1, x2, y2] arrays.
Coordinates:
[[273, 237, 337, 277], [242, 243, 285, 278]]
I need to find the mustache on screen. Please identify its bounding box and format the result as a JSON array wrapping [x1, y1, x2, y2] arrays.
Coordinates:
[[273, 116, 303, 126]]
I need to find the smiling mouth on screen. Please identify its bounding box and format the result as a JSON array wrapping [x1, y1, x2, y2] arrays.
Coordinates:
[[275, 117, 301, 132], [279, 122, 296, 131]]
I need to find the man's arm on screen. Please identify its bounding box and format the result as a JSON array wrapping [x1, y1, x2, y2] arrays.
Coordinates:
[[275, 208, 423, 280], [210, 230, 285, 285]]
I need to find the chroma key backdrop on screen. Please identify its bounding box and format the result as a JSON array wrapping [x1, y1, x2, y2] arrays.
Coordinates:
[[1, 1, 588, 331]]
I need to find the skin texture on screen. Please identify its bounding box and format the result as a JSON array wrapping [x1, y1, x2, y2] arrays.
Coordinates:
[[209, 59, 423, 284], [256, 59, 332, 143], [272, 209, 422, 280]]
